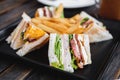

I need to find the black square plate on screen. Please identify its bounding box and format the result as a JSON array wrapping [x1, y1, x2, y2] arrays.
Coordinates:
[[0, 13, 120, 80]]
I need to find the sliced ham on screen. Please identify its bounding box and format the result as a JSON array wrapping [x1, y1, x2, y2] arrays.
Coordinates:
[[37, 6, 54, 18], [70, 34, 90, 68], [82, 20, 93, 28]]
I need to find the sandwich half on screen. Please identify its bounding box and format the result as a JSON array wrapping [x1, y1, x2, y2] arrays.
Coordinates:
[[16, 22, 49, 56], [35, 4, 64, 18], [6, 13, 49, 56], [80, 11, 113, 43], [6, 12, 31, 50], [48, 33, 91, 72]]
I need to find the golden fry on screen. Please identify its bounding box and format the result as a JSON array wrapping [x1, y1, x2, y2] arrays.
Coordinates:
[[68, 18, 76, 24], [35, 17, 50, 21], [36, 23, 61, 34], [49, 18, 72, 28], [67, 20, 80, 33], [67, 26, 77, 34], [42, 20, 68, 33], [71, 14, 80, 21], [35, 10, 39, 17], [33, 7, 94, 35], [73, 27, 85, 34], [31, 18, 42, 24]]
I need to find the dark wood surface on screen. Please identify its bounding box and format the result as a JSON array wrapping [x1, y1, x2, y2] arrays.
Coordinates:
[[0, 0, 120, 80]]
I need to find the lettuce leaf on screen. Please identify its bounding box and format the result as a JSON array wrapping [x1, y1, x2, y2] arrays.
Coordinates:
[[55, 35, 61, 62], [80, 17, 89, 25], [20, 32, 24, 40], [70, 50, 78, 69], [60, 11, 64, 18], [20, 32, 27, 42], [54, 35, 64, 69], [51, 62, 64, 70], [69, 34, 73, 42]]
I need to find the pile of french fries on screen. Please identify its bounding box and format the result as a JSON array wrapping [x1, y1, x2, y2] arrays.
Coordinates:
[[31, 4, 93, 34]]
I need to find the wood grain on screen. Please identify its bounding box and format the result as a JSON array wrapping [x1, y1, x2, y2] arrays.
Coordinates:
[[114, 68, 120, 79], [98, 42, 120, 80], [0, 63, 32, 80], [0, 55, 13, 74], [0, 0, 29, 15], [0, 0, 41, 30]]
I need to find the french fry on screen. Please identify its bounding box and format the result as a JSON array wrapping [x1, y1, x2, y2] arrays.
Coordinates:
[[35, 10, 39, 17], [31, 18, 42, 25], [67, 26, 77, 34], [34, 17, 50, 21], [32, 5, 94, 35], [67, 21, 80, 33], [73, 27, 85, 34], [54, 4, 63, 18], [36, 23, 61, 34], [32, 18, 61, 33], [68, 18, 76, 24], [71, 14, 80, 21], [42, 20, 68, 33], [32, 17, 50, 24], [49, 18, 72, 28]]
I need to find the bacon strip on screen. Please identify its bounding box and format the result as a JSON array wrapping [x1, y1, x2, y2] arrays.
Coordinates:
[[43, 7, 53, 18], [82, 20, 93, 28], [70, 39, 81, 60], [70, 34, 86, 68], [75, 34, 85, 64]]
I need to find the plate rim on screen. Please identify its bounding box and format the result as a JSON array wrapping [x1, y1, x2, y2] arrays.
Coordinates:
[[37, 0, 95, 8]]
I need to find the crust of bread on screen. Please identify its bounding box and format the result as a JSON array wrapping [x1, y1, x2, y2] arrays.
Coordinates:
[[16, 33, 49, 56], [48, 34, 59, 64], [48, 33, 74, 72], [82, 34, 92, 65], [84, 24, 113, 43], [11, 20, 28, 50], [80, 11, 103, 26], [6, 19, 27, 50], [6, 13, 31, 50]]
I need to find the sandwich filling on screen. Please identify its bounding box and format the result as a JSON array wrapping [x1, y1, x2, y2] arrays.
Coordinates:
[[80, 17, 93, 28], [70, 34, 83, 68], [36, 6, 64, 18], [21, 23, 45, 42], [37, 7, 53, 18], [49, 34, 91, 72]]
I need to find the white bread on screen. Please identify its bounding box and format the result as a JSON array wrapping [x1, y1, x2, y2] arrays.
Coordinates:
[[82, 34, 92, 64], [78, 34, 91, 65], [48, 33, 74, 72], [6, 12, 49, 56], [80, 11, 103, 26], [80, 11, 113, 43], [84, 23, 113, 43], [6, 19, 25, 44], [10, 20, 27, 50], [6, 13, 31, 50], [37, 6, 54, 18], [61, 34, 74, 72], [16, 34, 49, 56], [48, 34, 59, 64]]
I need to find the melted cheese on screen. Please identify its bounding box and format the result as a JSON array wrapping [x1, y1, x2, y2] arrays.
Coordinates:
[[24, 24, 45, 40]]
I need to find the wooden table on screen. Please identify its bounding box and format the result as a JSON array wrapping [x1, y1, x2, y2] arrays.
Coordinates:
[[0, 0, 120, 80]]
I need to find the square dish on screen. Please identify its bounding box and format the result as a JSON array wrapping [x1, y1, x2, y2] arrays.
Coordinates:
[[0, 11, 120, 80]]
